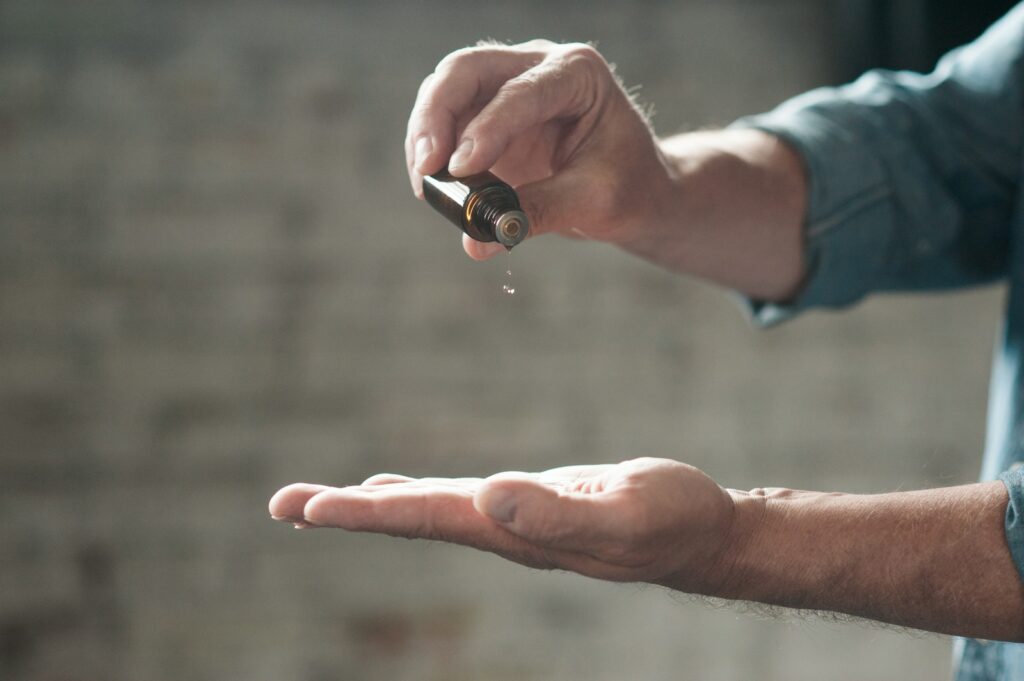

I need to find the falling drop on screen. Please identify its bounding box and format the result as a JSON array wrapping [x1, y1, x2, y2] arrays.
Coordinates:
[[502, 250, 516, 296]]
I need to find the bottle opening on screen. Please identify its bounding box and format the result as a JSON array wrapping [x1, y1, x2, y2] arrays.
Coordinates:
[[494, 211, 529, 248]]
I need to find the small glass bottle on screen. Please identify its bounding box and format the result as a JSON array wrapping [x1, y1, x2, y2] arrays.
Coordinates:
[[422, 171, 529, 249]]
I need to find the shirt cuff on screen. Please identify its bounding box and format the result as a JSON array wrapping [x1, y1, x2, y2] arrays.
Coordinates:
[[728, 98, 896, 327], [999, 467, 1024, 585]]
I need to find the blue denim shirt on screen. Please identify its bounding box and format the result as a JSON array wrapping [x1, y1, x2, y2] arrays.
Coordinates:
[[732, 4, 1024, 679]]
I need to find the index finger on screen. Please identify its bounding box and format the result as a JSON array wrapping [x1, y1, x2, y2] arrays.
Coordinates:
[[301, 482, 558, 570], [406, 46, 545, 189]]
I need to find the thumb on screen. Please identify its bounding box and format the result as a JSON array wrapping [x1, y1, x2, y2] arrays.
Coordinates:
[[473, 473, 625, 550]]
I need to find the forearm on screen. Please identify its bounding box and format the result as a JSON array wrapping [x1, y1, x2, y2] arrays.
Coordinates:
[[698, 481, 1024, 641], [622, 129, 807, 302]]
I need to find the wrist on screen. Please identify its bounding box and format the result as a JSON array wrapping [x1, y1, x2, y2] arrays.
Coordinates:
[[613, 134, 702, 266], [662, 480, 1024, 640], [653, 484, 770, 597], [705, 487, 773, 600], [709, 487, 836, 606], [632, 129, 807, 300]]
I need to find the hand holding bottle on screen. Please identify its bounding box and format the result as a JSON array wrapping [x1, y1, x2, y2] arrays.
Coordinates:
[[405, 40, 672, 260], [405, 40, 807, 302]]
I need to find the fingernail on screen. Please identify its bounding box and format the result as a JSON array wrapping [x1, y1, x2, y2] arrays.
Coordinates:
[[449, 138, 474, 173], [271, 514, 297, 522], [414, 136, 433, 171], [293, 521, 315, 529], [483, 490, 517, 524]]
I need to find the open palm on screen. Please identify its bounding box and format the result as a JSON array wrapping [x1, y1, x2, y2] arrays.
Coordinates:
[[270, 457, 738, 594]]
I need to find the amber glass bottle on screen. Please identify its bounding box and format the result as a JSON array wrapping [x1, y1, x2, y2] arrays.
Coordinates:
[[422, 171, 529, 249]]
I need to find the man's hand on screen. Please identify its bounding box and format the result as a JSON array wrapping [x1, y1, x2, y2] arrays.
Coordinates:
[[271, 462, 1024, 641], [406, 40, 676, 259], [269, 457, 741, 594], [406, 40, 808, 301]]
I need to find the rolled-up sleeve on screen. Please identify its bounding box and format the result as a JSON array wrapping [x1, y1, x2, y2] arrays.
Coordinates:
[[731, 3, 1024, 327], [999, 468, 1024, 584]]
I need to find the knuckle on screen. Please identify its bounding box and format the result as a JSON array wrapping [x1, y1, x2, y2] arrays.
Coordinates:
[[561, 42, 602, 61], [504, 70, 542, 99], [402, 496, 434, 539], [411, 98, 435, 117], [416, 72, 437, 97], [525, 38, 557, 49], [519, 38, 558, 52], [559, 43, 606, 73], [412, 78, 443, 121], [548, 43, 609, 114], [435, 48, 466, 72], [624, 456, 663, 473], [436, 46, 483, 73]]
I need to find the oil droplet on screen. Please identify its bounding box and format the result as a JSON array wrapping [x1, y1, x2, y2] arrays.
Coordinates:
[[502, 251, 516, 296]]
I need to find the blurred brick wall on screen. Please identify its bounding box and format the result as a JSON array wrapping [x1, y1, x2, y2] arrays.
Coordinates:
[[0, 1, 1001, 679]]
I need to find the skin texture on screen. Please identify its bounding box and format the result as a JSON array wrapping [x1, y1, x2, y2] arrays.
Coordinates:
[[271, 41, 1024, 642]]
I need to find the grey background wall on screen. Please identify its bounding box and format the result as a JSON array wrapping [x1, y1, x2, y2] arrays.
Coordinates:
[[0, 1, 1004, 679]]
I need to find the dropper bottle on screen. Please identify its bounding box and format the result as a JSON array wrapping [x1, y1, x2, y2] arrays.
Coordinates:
[[422, 171, 529, 249]]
